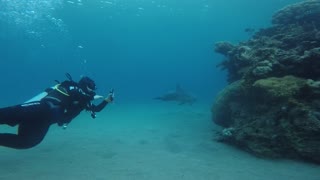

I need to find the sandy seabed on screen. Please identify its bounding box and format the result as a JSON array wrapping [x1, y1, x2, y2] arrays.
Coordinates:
[[0, 102, 319, 180]]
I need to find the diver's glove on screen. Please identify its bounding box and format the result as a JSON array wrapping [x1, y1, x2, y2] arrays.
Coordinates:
[[104, 89, 114, 103]]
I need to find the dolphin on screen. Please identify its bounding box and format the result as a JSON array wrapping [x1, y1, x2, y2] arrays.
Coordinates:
[[154, 85, 196, 105]]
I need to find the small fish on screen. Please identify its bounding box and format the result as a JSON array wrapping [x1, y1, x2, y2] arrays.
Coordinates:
[[103, 1, 113, 5]]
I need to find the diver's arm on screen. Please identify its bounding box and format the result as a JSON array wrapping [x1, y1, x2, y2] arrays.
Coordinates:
[[94, 95, 104, 100], [94, 88, 114, 100], [89, 93, 113, 112], [90, 100, 108, 112]]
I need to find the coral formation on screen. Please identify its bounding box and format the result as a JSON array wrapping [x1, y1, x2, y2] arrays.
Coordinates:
[[212, 0, 320, 164]]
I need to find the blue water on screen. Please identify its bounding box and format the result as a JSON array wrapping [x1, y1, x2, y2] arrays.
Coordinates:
[[2, 1, 320, 179], [0, 0, 302, 106]]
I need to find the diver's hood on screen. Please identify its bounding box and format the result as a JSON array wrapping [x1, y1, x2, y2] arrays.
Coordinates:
[[78, 76, 96, 95]]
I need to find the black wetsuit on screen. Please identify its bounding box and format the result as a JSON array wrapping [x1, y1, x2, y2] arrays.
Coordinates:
[[0, 80, 108, 149]]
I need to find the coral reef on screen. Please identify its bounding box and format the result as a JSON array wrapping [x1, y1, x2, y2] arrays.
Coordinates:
[[212, 0, 320, 164]]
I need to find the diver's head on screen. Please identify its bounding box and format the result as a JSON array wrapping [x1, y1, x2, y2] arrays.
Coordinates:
[[78, 76, 96, 95]]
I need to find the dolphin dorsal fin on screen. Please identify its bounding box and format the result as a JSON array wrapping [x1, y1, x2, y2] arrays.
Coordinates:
[[176, 84, 184, 94]]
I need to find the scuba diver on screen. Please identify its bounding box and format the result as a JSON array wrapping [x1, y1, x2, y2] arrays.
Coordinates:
[[0, 74, 114, 149]]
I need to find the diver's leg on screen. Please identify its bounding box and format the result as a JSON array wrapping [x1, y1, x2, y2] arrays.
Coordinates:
[[0, 102, 43, 126], [0, 102, 52, 149], [0, 105, 23, 126], [0, 117, 51, 149]]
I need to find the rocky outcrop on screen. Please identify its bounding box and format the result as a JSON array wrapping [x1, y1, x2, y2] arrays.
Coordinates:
[[212, 0, 320, 163]]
